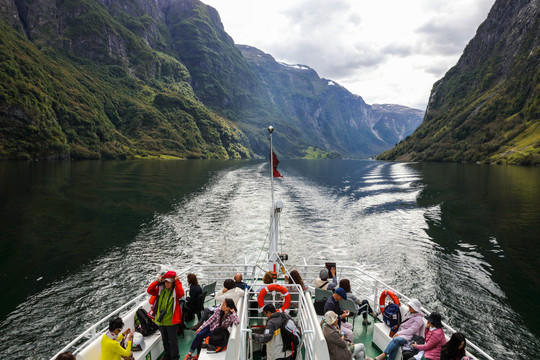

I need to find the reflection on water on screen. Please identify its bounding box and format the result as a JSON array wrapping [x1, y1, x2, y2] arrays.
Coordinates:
[[0, 160, 538, 359]]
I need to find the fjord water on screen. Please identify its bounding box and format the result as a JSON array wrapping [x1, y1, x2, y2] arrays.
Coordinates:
[[0, 160, 538, 359]]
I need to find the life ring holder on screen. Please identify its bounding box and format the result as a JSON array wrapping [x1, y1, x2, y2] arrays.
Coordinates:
[[379, 290, 400, 313], [258, 284, 291, 312]]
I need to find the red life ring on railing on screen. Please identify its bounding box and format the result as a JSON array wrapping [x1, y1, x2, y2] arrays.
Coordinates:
[[379, 290, 400, 313], [257, 284, 291, 312]]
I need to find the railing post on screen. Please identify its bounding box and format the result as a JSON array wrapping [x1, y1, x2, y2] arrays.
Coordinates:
[[373, 279, 379, 314]]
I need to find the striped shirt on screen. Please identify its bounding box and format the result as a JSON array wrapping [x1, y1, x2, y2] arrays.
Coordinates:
[[200, 310, 239, 332]]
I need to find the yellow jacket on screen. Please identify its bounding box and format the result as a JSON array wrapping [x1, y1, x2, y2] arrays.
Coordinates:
[[100, 333, 132, 360]]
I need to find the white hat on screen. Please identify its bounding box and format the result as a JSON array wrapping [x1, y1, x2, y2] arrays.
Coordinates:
[[407, 298, 422, 312], [324, 310, 338, 325]]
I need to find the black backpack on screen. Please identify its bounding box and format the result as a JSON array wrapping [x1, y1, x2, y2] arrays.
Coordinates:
[[207, 326, 230, 352], [382, 303, 402, 335], [279, 313, 301, 359], [135, 307, 159, 336]]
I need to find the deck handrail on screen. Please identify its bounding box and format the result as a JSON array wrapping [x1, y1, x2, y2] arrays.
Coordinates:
[[300, 260, 495, 360]]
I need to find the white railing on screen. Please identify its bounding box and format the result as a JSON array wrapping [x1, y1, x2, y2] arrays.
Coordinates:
[[299, 261, 495, 360], [50, 262, 259, 360]]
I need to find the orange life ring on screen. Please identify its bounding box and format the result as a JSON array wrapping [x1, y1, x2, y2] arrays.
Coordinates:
[[379, 290, 400, 313], [257, 284, 291, 312]]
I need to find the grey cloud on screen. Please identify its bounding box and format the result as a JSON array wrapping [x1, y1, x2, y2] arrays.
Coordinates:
[[381, 43, 414, 57], [415, 22, 474, 55], [423, 61, 453, 77]]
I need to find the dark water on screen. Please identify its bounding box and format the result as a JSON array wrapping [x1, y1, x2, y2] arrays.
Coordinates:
[[0, 159, 538, 359]]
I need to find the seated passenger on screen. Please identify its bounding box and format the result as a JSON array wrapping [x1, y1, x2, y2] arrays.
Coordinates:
[[234, 272, 249, 290], [410, 312, 446, 360], [440, 332, 469, 360], [314, 267, 337, 290], [100, 317, 133, 360], [323, 287, 354, 342], [323, 310, 373, 360], [374, 299, 424, 360], [191, 279, 244, 331], [286, 269, 309, 292], [183, 273, 203, 322], [215, 278, 245, 306], [339, 279, 378, 325], [184, 298, 239, 360]]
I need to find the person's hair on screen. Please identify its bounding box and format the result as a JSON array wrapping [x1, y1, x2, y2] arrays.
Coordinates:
[[288, 270, 304, 288], [55, 352, 76, 360], [187, 273, 198, 286], [223, 278, 235, 290], [262, 271, 274, 284], [108, 317, 124, 332], [263, 304, 276, 314], [220, 298, 237, 321], [441, 332, 466, 359], [339, 279, 351, 293]]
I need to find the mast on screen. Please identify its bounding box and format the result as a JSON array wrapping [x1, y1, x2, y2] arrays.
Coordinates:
[[268, 126, 281, 270]]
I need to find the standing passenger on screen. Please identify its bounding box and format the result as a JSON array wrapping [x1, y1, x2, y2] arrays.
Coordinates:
[[147, 271, 185, 360]]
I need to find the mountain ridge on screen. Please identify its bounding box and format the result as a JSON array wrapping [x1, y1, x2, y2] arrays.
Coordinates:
[[0, 0, 424, 160], [377, 0, 540, 165]]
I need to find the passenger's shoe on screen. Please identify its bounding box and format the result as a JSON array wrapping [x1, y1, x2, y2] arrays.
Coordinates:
[[362, 320, 371, 325]]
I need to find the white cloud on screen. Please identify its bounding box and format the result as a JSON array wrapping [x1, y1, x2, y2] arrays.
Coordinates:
[[202, 0, 495, 110]]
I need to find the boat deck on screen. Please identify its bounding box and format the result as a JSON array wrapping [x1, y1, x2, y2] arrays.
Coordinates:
[[172, 298, 383, 360]]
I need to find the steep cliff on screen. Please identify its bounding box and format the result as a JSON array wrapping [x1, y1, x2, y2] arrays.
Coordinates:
[[238, 45, 424, 157], [0, 0, 252, 160], [377, 0, 540, 165], [0, 0, 423, 160]]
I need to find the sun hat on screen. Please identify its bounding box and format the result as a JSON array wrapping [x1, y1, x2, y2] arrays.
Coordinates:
[[319, 268, 329, 281], [425, 312, 443, 328], [335, 287, 347, 300], [162, 270, 176, 282], [324, 310, 338, 325], [407, 298, 422, 312]]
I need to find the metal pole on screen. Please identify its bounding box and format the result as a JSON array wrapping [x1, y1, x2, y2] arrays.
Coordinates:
[[269, 128, 274, 206]]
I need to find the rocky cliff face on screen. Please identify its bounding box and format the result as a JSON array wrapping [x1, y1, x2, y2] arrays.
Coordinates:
[[378, 0, 540, 165], [0, 0, 423, 160], [238, 45, 424, 157]]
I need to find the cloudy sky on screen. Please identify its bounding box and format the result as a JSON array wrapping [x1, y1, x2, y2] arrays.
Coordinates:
[[202, 0, 496, 110]]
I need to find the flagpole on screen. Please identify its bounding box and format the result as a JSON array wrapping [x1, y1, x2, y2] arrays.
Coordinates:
[[269, 126, 274, 207]]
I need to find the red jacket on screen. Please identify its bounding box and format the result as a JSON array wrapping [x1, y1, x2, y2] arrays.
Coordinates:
[[417, 327, 446, 360], [147, 280, 185, 325]]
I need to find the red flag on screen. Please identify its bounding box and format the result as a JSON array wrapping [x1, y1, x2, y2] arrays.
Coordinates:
[[271, 152, 283, 178]]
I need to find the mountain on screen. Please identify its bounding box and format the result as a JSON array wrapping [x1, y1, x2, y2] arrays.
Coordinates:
[[377, 0, 540, 165], [0, 0, 254, 160], [237, 45, 424, 158], [0, 0, 423, 160]]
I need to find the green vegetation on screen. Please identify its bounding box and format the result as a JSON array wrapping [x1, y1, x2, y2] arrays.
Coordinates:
[[377, 3, 540, 165], [302, 147, 342, 159], [0, 3, 252, 160]]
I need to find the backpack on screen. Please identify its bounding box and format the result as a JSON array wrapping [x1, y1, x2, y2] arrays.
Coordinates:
[[206, 326, 230, 352], [135, 307, 159, 336], [382, 303, 402, 335], [279, 313, 301, 359]]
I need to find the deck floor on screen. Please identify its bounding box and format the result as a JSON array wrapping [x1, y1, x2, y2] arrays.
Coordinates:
[[166, 311, 382, 359]]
